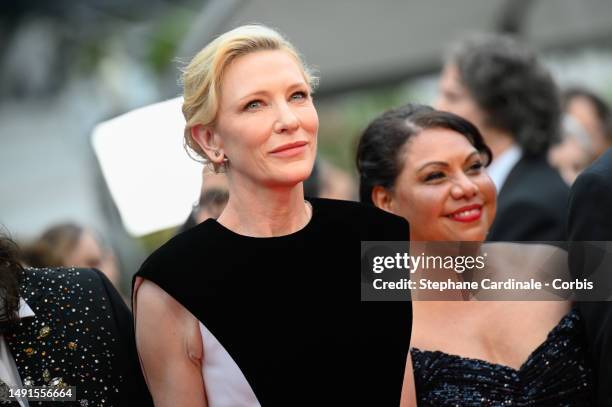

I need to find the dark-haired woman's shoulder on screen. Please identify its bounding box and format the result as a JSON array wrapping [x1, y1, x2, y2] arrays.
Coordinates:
[[308, 198, 409, 241]]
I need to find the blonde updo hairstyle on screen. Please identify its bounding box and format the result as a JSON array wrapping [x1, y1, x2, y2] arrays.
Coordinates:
[[181, 24, 318, 168]]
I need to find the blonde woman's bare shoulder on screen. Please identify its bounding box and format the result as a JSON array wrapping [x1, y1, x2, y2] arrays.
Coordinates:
[[135, 279, 207, 407]]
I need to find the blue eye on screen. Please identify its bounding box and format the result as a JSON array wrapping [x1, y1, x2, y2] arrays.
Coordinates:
[[291, 91, 307, 100], [244, 100, 262, 110]]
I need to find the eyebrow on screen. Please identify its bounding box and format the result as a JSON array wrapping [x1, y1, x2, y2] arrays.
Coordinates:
[[416, 150, 480, 172], [235, 82, 308, 104]]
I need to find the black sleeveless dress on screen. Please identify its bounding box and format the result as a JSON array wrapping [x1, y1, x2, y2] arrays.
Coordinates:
[[133, 198, 412, 406], [411, 308, 594, 406]]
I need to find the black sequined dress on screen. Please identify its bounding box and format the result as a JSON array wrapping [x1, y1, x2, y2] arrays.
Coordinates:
[[411, 309, 594, 406]]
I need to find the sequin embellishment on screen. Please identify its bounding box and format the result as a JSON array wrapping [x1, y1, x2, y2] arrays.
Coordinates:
[[411, 309, 594, 406]]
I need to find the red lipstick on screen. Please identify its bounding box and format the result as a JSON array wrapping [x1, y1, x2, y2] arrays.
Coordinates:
[[447, 204, 483, 222]]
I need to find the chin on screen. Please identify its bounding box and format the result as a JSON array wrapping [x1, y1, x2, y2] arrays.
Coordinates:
[[272, 163, 314, 187], [290, 160, 315, 178], [445, 227, 487, 242], [440, 218, 488, 242], [458, 230, 487, 242]]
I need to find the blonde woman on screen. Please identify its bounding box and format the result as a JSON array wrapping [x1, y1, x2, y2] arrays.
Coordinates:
[[133, 25, 412, 406]]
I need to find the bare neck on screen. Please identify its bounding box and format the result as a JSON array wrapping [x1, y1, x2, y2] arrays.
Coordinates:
[[217, 180, 310, 238]]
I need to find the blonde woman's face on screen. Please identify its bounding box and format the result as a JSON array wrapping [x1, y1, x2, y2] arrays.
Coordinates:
[[390, 128, 497, 242], [214, 50, 318, 189]]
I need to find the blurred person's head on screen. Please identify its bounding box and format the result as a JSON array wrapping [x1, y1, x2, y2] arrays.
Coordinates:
[[437, 33, 561, 159], [0, 234, 24, 327], [181, 24, 319, 194], [563, 87, 612, 157], [23, 223, 120, 286], [176, 170, 230, 234], [303, 159, 321, 198], [549, 115, 596, 185], [356, 104, 496, 242], [195, 171, 229, 223], [317, 159, 357, 200]]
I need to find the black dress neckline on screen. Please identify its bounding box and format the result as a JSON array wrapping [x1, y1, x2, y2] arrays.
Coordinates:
[[411, 308, 594, 406], [411, 308, 578, 373], [204, 199, 316, 240]]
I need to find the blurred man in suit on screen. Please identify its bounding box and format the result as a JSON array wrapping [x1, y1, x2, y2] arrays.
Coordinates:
[[567, 148, 612, 406], [437, 33, 568, 241]]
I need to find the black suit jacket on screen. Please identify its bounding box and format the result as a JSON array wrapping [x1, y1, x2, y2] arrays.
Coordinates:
[[488, 155, 569, 242], [567, 148, 612, 407], [5, 267, 153, 407]]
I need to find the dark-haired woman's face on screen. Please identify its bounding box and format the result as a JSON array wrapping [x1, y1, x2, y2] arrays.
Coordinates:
[[436, 64, 488, 136], [389, 128, 496, 241]]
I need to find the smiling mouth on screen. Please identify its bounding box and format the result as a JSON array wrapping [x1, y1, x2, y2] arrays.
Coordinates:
[[269, 141, 308, 157], [270, 141, 308, 153], [446, 205, 483, 222]]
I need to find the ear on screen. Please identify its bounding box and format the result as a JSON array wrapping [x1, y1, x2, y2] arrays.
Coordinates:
[[371, 185, 395, 213], [191, 124, 224, 165]]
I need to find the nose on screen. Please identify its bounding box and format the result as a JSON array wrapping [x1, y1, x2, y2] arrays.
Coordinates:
[[450, 173, 478, 200], [273, 102, 299, 134]]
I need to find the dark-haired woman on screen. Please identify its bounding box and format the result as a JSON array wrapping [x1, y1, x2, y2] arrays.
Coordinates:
[[357, 104, 593, 406]]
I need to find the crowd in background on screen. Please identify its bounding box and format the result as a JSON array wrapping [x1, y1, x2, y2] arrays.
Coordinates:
[[1, 20, 611, 405], [13, 33, 612, 299]]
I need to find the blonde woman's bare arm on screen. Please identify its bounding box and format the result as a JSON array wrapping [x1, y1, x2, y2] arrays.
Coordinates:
[[135, 279, 207, 407]]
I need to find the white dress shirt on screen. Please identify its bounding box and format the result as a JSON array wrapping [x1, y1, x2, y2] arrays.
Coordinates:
[[0, 298, 35, 407], [486, 144, 522, 193]]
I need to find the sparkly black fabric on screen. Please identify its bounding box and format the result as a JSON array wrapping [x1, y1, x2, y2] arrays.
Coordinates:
[[411, 309, 594, 406], [4, 268, 152, 407]]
